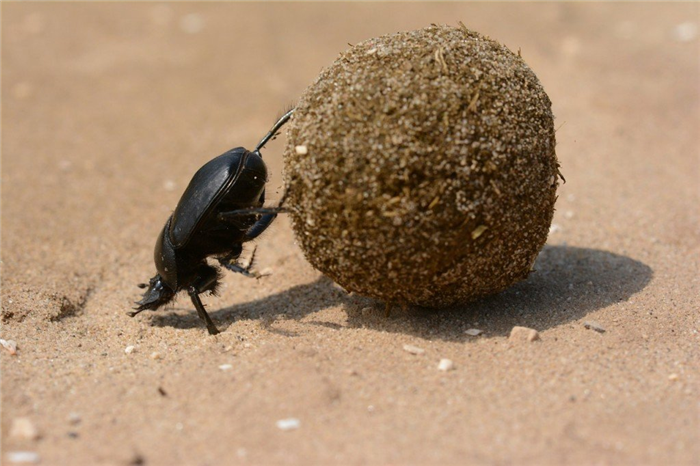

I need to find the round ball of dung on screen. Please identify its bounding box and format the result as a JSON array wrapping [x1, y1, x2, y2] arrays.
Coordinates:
[[284, 25, 560, 307]]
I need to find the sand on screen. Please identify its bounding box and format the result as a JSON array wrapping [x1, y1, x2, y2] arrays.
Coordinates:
[[2, 3, 698, 465]]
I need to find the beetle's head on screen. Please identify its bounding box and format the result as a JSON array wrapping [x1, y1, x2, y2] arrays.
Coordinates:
[[130, 274, 175, 315]]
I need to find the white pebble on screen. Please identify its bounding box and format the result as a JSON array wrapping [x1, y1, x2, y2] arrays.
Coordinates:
[[509, 326, 540, 342], [403, 344, 425, 355], [672, 22, 698, 42], [124, 345, 135, 354], [150, 351, 162, 360], [163, 180, 176, 191], [549, 224, 561, 234], [295, 145, 308, 155], [438, 359, 455, 371], [219, 364, 233, 371], [465, 328, 483, 336], [6, 452, 40, 464], [584, 321, 606, 333], [9, 418, 40, 441], [276, 418, 300, 431], [0, 339, 18, 355]]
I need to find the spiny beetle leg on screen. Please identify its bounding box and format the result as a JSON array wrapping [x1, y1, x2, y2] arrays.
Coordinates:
[[187, 287, 220, 335], [218, 206, 287, 219]]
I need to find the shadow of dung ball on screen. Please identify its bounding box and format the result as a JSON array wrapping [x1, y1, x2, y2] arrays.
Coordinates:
[[284, 25, 560, 307]]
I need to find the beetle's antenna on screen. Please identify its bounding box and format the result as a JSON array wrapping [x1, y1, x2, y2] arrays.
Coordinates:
[[255, 108, 295, 153]]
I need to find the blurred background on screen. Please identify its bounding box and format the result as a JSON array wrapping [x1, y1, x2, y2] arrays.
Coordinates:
[[2, 3, 698, 465], [3, 3, 697, 268]]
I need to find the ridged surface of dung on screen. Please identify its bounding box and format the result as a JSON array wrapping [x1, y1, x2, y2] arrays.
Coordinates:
[[284, 25, 560, 307]]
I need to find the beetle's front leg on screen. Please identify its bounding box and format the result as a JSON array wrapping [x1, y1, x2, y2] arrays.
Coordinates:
[[188, 267, 221, 335], [188, 287, 220, 335]]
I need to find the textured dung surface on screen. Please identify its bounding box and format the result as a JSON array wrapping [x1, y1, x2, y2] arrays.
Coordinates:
[[285, 25, 559, 307], [3, 4, 698, 466]]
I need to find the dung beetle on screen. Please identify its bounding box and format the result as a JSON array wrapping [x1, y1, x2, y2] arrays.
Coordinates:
[[129, 109, 294, 335]]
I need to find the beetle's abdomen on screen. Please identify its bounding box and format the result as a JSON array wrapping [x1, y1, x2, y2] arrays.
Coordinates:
[[169, 148, 250, 248]]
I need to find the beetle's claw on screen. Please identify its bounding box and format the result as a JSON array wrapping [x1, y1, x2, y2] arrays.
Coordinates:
[[127, 306, 144, 317], [137, 283, 148, 289]]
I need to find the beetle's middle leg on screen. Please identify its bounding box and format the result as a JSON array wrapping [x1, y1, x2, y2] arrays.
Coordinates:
[[218, 190, 288, 237], [218, 247, 268, 279]]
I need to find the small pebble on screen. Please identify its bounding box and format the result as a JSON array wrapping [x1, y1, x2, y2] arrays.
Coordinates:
[[276, 418, 300, 431], [0, 339, 18, 355], [67, 412, 81, 425], [509, 326, 540, 342], [294, 145, 308, 155], [549, 224, 561, 234], [437, 359, 455, 371], [150, 351, 162, 360], [9, 418, 40, 441], [124, 345, 135, 354], [403, 344, 425, 355], [163, 180, 176, 191], [584, 321, 606, 333], [672, 22, 698, 42], [219, 364, 233, 371], [6, 451, 40, 464], [465, 328, 483, 336], [668, 373, 679, 381]]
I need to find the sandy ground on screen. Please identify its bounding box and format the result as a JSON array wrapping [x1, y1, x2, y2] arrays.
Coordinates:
[[1, 3, 698, 465]]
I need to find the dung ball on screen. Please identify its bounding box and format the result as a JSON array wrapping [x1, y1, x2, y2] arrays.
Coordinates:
[[284, 25, 560, 307]]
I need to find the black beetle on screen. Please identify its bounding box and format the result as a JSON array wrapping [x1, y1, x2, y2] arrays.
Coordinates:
[[129, 109, 294, 335]]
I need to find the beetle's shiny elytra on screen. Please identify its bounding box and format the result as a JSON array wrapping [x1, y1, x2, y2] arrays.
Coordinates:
[[130, 109, 294, 335]]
